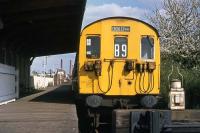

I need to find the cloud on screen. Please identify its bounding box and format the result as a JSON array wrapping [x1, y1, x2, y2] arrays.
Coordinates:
[[135, 0, 163, 8], [82, 3, 150, 28]]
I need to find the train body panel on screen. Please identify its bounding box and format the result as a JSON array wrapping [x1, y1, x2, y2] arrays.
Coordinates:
[[78, 17, 160, 96]]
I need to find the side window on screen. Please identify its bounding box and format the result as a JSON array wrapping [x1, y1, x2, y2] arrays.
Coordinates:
[[114, 37, 127, 58], [141, 36, 154, 59], [86, 36, 100, 58]]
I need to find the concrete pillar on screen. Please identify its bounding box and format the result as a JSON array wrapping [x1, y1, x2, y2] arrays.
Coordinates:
[[16, 69, 19, 99], [10, 50, 15, 67], [19, 56, 31, 92], [16, 55, 24, 94], [0, 18, 3, 30], [16, 55, 22, 93], [15, 54, 20, 99], [24, 57, 31, 89]]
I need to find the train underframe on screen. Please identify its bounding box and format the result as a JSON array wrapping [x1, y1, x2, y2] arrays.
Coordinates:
[[75, 94, 158, 133], [75, 94, 200, 133]]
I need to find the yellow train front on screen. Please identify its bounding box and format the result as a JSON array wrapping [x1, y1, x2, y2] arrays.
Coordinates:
[[74, 17, 160, 132]]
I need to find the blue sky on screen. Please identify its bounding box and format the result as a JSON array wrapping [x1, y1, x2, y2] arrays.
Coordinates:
[[31, 0, 163, 74], [31, 53, 76, 74]]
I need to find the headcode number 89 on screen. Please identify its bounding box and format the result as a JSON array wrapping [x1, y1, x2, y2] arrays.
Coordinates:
[[114, 44, 127, 58]]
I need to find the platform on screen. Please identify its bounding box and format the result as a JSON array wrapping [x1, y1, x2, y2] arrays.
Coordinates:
[[0, 85, 78, 133]]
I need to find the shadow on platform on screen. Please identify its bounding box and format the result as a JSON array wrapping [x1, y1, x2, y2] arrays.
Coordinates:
[[31, 85, 75, 104]]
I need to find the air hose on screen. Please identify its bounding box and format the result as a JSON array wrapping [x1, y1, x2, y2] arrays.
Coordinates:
[[139, 71, 154, 93], [139, 72, 148, 93], [134, 73, 139, 94], [147, 72, 154, 93], [97, 61, 114, 94]]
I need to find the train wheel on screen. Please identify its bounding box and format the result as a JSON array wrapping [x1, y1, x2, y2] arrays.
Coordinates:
[[75, 99, 92, 133], [140, 95, 158, 108]]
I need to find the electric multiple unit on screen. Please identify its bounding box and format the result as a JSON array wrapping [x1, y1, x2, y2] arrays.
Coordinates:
[[72, 17, 161, 133]]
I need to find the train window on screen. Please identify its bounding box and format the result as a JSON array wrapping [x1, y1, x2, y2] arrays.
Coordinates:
[[86, 36, 100, 58], [114, 37, 127, 58], [141, 36, 154, 59]]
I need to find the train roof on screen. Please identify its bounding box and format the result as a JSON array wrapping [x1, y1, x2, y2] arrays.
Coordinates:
[[82, 16, 159, 36]]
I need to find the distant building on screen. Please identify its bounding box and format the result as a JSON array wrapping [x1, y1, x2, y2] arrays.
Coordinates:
[[30, 72, 54, 89], [30, 57, 69, 89], [53, 69, 66, 86]]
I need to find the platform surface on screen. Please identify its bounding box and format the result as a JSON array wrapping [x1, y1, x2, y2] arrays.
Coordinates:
[[0, 85, 78, 133]]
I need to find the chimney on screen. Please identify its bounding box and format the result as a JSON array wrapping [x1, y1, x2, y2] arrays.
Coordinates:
[[69, 60, 72, 75], [61, 59, 63, 70]]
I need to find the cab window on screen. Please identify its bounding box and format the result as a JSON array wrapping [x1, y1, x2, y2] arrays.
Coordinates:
[[86, 36, 100, 58], [114, 37, 127, 58], [141, 36, 154, 59]]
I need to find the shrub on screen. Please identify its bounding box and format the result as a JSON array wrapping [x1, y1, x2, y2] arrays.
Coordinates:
[[160, 57, 200, 109]]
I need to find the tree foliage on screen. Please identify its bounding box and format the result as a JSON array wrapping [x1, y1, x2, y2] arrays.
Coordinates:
[[149, 0, 200, 67]]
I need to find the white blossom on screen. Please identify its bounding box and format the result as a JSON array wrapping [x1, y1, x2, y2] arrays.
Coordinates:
[[149, 0, 200, 66]]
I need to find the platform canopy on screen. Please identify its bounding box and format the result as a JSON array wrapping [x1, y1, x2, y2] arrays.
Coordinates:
[[0, 0, 86, 56]]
